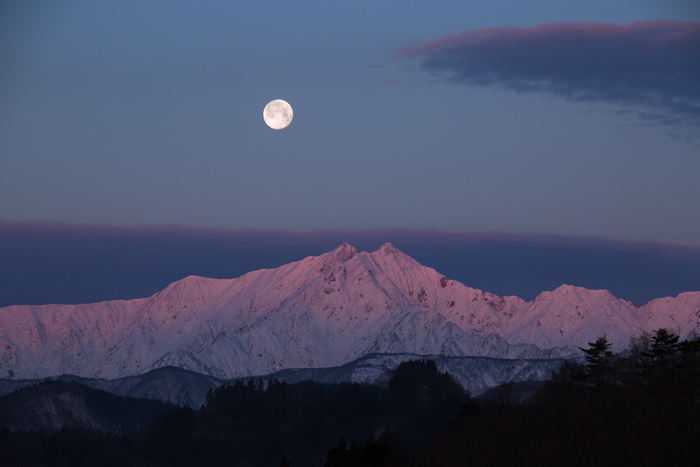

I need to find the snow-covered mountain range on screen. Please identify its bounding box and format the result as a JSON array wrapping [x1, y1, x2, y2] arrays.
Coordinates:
[[1, 243, 699, 381]]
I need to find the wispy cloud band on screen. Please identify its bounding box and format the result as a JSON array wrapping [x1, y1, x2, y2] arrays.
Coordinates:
[[2, 222, 699, 307], [398, 21, 700, 139]]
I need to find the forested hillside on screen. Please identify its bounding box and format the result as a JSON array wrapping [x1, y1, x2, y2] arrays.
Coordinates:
[[1, 329, 698, 466]]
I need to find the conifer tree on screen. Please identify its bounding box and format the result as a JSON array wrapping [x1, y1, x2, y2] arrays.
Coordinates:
[[580, 336, 613, 376], [648, 328, 680, 359]]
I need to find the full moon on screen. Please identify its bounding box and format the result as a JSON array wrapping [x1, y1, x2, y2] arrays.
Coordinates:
[[263, 99, 293, 130]]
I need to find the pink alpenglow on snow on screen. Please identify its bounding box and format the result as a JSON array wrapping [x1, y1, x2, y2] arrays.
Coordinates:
[[1, 243, 699, 382]]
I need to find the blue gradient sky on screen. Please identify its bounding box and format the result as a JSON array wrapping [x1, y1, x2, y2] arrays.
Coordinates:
[[2, 1, 699, 242]]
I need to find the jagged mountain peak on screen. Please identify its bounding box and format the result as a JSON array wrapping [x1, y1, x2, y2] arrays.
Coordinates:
[[533, 283, 616, 303], [377, 242, 400, 255], [317, 242, 414, 270], [373, 242, 414, 262], [1, 244, 699, 382], [317, 243, 359, 272], [558, 284, 615, 298], [331, 242, 359, 259]]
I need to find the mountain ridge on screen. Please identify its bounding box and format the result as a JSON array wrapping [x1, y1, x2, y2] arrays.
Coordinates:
[[1, 243, 698, 381]]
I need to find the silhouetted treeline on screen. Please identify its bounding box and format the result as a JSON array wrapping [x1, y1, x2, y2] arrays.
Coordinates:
[[1, 331, 699, 466], [0, 381, 175, 433], [415, 329, 700, 466], [0, 359, 469, 466]]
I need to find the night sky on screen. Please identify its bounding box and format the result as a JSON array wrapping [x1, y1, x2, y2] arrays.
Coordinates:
[[1, 2, 699, 306]]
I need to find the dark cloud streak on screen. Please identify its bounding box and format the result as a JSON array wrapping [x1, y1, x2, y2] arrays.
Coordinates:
[[2, 222, 699, 308], [398, 21, 700, 139]]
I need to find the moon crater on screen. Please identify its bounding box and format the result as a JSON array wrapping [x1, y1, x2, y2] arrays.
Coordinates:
[[263, 99, 293, 130]]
